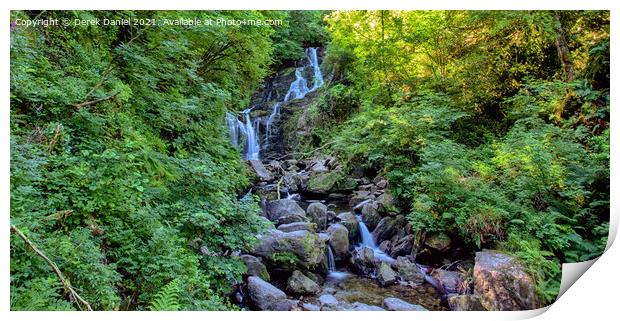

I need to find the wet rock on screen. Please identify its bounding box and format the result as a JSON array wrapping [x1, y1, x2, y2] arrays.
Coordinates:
[[306, 271, 324, 285], [249, 160, 273, 182], [375, 192, 394, 214], [383, 297, 428, 311], [431, 269, 463, 294], [277, 222, 316, 233], [379, 240, 391, 252], [277, 214, 306, 225], [267, 199, 306, 222], [334, 176, 358, 192], [308, 159, 329, 174], [240, 255, 270, 281], [306, 202, 329, 230], [392, 256, 425, 285], [474, 251, 536, 311], [448, 294, 485, 311], [361, 202, 381, 230], [390, 234, 415, 257], [307, 171, 340, 194], [351, 302, 386, 311], [327, 193, 347, 201], [336, 212, 359, 242], [302, 302, 320, 311], [319, 294, 339, 310], [425, 232, 452, 252], [247, 276, 289, 311], [377, 262, 397, 286], [326, 223, 350, 260], [372, 215, 406, 244], [349, 190, 374, 208], [252, 229, 326, 269], [286, 270, 320, 295], [350, 246, 376, 276]]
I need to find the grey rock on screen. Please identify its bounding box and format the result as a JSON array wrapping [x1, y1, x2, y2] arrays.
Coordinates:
[[249, 160, 273, 182], [336, 212, 359, 242], [350, 246, 376, 276], [307, 202, 329, 230], [247, 276, 289, 311], [277, 222, 317, 233], [252, 229, 326, 268], [383, 297, 428, 311], [326, 223, 350, 260], [392, 256, 425, 285], [431, 269, 463, 294], [425, 232, 452, 252], [286, 270, 320, 295], [474, 251, 537, 311], [448, 294, 486, 311], [377, 262, 397, 286], [361, 202, 382, 230], [240, 255, 270, 281], [267, 199, 306, 222]]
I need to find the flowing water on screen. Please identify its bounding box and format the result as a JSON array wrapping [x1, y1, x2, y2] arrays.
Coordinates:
[[225, 47, 324, 160], [356, 215, 395, 264]]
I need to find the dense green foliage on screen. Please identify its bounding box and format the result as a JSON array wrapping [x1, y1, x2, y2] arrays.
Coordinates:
[[9, 10, 311, 310], [312, 10, 609, 304], [10, 9, 609, 311]]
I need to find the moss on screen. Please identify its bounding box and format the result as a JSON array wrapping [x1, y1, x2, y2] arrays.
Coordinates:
[[307, 171, 342, 194]]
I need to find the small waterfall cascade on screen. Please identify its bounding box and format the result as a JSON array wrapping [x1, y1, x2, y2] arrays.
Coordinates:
[[225, 109, 261, 160], [355, 215, 394, 264], [325, 245, 336, 272], [307, 47, 324, 91], [225, 48, 324, 160]]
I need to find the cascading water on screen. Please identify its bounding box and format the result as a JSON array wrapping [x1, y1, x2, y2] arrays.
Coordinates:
[[325, 246, 336, 272], [307, 47, 324, 91], [356, 215, 395, 264], [226, 47, 324, 160]]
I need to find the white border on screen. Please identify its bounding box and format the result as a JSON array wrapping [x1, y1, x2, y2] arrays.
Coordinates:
[[2, 1, 617, 321]]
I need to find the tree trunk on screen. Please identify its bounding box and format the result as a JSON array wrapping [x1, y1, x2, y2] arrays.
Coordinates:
[[553, 13, 575, 82]]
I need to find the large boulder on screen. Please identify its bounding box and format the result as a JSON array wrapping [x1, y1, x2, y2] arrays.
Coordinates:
[[336, 212, 359, 242], [361, 202, 381, 230], [286, 270, 320, 295], [424, 232, 452, 252], [349, 190, 374, 208], [376, 262, 397, 286], [277, 214, 306, 225], [372, 215, 406, 244], [431, 269, 464, 294], [277, 222, 316, 233], [350, 246, 376, 276], [392, 256, 425, 285], [448, 294, 485, 311], [249, 160, 273, 182], [474, 251, 537, 311], [306, 171, 340, 194], [389, 234, 415, 257], [247, 276, 289, 311], [383, 297, 427, 311], [240, 254, 270, 281], [306, 203, 329, 230], [252, 229, 326, 269], [318, 294, 339, 311], [267, 199, 306, 222], [326, 224, 350, 260]]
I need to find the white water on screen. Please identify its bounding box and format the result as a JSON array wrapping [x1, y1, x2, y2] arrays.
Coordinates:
[[325, 245, 351, 281], [307, 47, 324, 91], [226, 47, 324, 160], [356, 215, 395, 264]]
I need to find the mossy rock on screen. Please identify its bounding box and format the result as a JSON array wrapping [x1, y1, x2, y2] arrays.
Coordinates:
[[307, 171, 342, 194]]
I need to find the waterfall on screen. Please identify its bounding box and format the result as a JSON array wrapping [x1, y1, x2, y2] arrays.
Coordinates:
[[264, 102, 281, 147], [243, 109, 260, 160], [225, 47, 324, 160], [325, 245, 336, 272], [355, 215, 394, 264], [284, 67, 310, 102], [307, 47, 324, 91], [225, 112, 240, 147]]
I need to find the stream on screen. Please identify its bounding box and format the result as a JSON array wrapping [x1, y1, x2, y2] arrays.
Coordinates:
[[226, 47, 450, 311]]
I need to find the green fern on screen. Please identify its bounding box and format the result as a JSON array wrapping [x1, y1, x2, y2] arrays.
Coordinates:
[[149, 279, 181, 311]]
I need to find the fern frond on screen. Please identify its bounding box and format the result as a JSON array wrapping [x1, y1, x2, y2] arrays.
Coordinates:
[[149, 279, 181, 311]]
